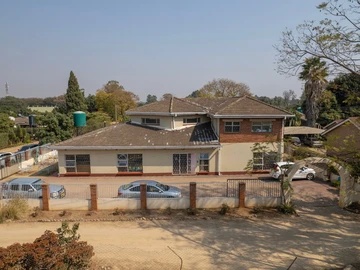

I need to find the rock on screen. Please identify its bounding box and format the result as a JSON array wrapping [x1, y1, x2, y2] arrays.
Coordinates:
[[344, 265, 356, 270]]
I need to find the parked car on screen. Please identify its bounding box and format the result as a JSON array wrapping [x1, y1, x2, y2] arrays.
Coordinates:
[[0, 152, 17, 168], [1, 178, 66, 199], [16, 144, 39, 153], [289, 136, 301, 146], [303, 136, 323, 147], [118, 180, 182, 198], [270, 162, 316, 180]]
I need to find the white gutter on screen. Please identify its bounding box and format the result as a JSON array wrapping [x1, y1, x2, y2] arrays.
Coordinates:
[[209, 114, 295, 118], [52, 145, 220, 150]]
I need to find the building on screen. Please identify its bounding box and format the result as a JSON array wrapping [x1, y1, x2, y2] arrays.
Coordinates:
[[53, 96, 293, 176], [321, 117, 360, 159]]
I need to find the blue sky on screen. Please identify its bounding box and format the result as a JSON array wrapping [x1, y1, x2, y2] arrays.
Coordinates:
[[0, 0, 325, 101]]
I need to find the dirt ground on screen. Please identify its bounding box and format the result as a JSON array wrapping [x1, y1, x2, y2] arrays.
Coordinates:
[[1, 180, 360, 270]]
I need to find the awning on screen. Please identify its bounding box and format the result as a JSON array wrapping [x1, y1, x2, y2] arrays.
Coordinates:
[[284, 126, 324, 135]]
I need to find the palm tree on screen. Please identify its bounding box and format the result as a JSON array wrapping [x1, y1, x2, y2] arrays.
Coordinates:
[[299, 58, 329, 127]]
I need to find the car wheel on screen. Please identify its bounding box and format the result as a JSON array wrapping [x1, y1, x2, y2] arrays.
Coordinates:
[[306, 173, 315, 180]]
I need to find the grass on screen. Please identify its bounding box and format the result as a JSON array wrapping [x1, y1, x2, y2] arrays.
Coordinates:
[[0, 197, 30, 222]]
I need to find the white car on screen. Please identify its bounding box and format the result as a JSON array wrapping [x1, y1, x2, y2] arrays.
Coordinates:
[[270, 162, 316, 180]]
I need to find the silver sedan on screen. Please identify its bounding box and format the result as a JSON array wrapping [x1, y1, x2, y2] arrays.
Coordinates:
[[118, 180, 182, 198]]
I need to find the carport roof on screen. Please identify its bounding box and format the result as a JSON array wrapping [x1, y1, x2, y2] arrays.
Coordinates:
[[284, 126, 324, 135]]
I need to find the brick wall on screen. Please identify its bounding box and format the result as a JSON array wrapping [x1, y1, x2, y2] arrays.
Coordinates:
[[219, 119, 282, 143]]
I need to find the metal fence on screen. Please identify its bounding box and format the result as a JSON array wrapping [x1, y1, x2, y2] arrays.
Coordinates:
[[0, 144, 58, 180], [227, 179, 282, 198]]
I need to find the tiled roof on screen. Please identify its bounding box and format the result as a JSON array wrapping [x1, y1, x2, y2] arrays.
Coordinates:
[[127, 96, 293, 116], [54, 122, 219, 149], [322, 116, 360, 135]]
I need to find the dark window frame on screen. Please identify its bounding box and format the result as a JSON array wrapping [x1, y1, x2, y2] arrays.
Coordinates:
[[224, 121, 240, 133], [141, 118, 160, 125]]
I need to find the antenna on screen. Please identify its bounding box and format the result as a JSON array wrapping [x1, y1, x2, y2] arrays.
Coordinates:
[[5, 82, 9, 96]]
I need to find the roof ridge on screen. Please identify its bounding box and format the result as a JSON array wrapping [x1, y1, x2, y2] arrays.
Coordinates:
[[169, 97, 174, 113], [214, 96, 245, 114], [176, 97, 209, 111], [246, 95, 293, 115]]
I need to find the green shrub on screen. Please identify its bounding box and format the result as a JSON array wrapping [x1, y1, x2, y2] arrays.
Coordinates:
[[0, 197, 29, 221], [219, 203, 230, 215], [293, 147, 316, 159], [331, 180, 340, 188], [277, 202, 297, 215]]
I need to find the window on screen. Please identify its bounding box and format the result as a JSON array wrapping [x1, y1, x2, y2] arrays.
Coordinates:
[[252, 122, 272, 133], [199, 153, 209, 172], [10, 185, 19, 191], [183, 118, 200, 124], [130, 186, 140, 192], [65, 154, 90, 173], [141, 118, 160, 125], [117, 154, 143, 172], [147, 185, 161, 192], [21, 185, 31, 191], [224, 122, 240, 133], [253, 152, 277, 170]]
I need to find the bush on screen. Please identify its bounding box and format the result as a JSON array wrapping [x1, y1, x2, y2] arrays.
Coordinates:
[[219, 203, 230, 215], [277, 202, 297, 215], [293, 147, 316, 160], [0, 197, 29, 221], [0, 222, 94, 269]]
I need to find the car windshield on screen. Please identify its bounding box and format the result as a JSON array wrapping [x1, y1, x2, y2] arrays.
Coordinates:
[[122, 184, 133, 190], [155, 183, 169, 191], [31, 179, 45, 191]]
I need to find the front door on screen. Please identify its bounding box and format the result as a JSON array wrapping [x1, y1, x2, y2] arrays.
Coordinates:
[[173, 154, 191, 175]]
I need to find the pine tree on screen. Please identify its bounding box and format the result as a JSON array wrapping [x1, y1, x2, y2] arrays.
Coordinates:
[[65, 71, 87, 113]]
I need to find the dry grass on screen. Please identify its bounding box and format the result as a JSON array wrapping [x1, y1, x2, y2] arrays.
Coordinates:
[[0, 197, 30, 222]]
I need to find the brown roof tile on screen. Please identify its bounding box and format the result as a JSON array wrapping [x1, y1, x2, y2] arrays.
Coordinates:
[[54, 122, 219, 148]]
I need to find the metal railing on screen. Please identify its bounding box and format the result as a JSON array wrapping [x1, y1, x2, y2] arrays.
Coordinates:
[[227, 179, 281, 198]]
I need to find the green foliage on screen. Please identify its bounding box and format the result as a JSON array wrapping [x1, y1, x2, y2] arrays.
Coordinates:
[[95, 80, 139, 121], [277, 202, 297, 215], [198, 78, 251, 97], [292, 147, 318, 160], [219, 203, 230, 215], [186, 90, 201, 98], [0, 133, 8, 149], [0, 197, 29, 221], [0, 96, 31, 116], [146, 94, 157, 104], [0, 222, 94, 269], [317, 90, 342, 126], [85, 94, 97, 113], [36, 112, 73, 144], [65, 71, 87, 113], [82, 112, 111, 134]]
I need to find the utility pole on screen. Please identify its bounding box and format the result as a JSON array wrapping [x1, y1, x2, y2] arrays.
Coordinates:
[[5, 82, 9, 96]]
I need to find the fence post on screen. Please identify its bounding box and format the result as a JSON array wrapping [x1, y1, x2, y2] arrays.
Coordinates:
[[41, 184, 50, 211], [25, 151, 29, 161], [39, 146, 43, 155], [90, 184, 98, 211], [190, 182, 197, 209], [238, 183, 246, 208], [140, 183, 147, 210]]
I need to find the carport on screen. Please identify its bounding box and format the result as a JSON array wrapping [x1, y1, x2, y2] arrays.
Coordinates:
[[284, 126, 324, 136]]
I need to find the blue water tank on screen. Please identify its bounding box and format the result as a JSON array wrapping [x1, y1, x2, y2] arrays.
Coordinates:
[[28, 115, 36, 127], [73, 111, 86, 127]]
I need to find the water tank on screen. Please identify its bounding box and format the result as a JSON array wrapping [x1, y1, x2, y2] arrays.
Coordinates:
[[73, 111, 86, 127], [29, 115, 36, 127]]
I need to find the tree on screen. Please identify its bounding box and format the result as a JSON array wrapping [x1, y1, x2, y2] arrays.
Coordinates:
[[299, 57, 329, 127], [36, 112, 73, 144], [82, 112, 112, 134], [65, 71, 87, 113], [0, 96, 31, 116], [95, 80, 138, 121], [146, 94, 157, 104], [198, 78, 251, 97], [186, 90, 201, 98], [85, 94, 97, 113], [275, 0, 360, 76], [317, 90, 342, 126], [161, 93, 173, 100]]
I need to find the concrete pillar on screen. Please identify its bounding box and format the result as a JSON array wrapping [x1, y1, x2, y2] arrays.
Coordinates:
[[238, 183, 246, 208], [25, 151, 29, 161], [190, 182, 197, 209], [90, 184, 98, 211], [5, 157, 10, 167], [39, 147, 43, 155], [140, 183, 147, 210], [41, 184, 50, 211]]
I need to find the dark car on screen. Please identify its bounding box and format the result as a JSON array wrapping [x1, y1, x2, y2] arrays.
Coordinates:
[[16, 144, 39, 153]]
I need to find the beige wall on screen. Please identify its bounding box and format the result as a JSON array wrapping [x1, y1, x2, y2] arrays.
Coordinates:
[[58, 149, 218, 175], [220, 143, 279, 172], [130, 116, 173, 129]]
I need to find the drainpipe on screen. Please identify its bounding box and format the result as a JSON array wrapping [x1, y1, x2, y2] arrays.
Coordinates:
[[281, 117, 286, 161], [217, 147, 221, 175]]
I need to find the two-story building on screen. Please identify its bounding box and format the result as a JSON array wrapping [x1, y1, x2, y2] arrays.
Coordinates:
[[53, 96, 293, 176]]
